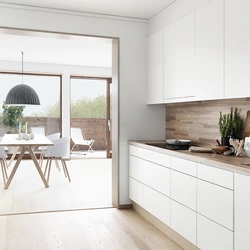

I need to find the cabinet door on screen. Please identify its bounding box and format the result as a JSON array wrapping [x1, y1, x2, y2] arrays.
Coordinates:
[[225, 0, 250, 98], [147, 30, 164, 104], [197, 179, 233, 231], [197, 214, 233, 250], [164, 12, 195, 101], [129, 178, 142, 206], [143, 160, 170, 197], [235, 173, 250, 250], [143, 185, 170, 226], [171, 200, 196, 245], [195, 0, 224, 101], [171, 156, 197, 177], [171, 170, 196, 210], [129, 155, 143, 182]]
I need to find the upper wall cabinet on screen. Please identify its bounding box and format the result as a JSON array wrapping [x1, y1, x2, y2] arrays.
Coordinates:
[[147, 30, 164, 104], [225, 0, 250, 98], [163, 12, 195, 102], [194, 0, 224, 101]]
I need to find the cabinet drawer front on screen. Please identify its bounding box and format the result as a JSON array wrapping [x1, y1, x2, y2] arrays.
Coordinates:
[[197, 179, 233, 230], [143, 160, 170, 197], [197, 214, 233, 250], [129, 155, 143, 181], [171, 170, 196, 210], [143, 185, 170, 226], [197, 163, 233, 189], [129, 178, 142, 206], [171, 156, 197, 176], [171, 200, 196, 245], [129, 145, 143, 158], [143, 149, 171, 168], [235, 173, 250, 250]]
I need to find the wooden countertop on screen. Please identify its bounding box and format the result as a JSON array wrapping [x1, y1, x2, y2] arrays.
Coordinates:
[[128, 140, 250, 176]]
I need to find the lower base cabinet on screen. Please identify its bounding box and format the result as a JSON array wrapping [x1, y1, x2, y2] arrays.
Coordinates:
[[197, 214, 233, 250], [129, 178, 142, 206], [143, 185, 170, 226], [235, 173, 250, 250], [171, 200, 196, 245]]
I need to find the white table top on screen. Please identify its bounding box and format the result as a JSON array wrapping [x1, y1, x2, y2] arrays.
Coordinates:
[[0, 134, 54, 147]]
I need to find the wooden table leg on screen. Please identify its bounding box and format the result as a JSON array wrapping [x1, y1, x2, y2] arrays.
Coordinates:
[[4, 147, 26, 189], [27, 147, 49, 188], [8, 146, 20, 168]]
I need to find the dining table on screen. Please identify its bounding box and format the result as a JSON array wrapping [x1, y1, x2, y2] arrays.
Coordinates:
[[0, 133, 53, 189]]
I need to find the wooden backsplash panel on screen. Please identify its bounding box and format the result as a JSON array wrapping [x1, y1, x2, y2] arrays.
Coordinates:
[[166, 98, 250, 147]]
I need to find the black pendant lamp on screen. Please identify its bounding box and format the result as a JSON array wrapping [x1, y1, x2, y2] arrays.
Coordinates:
[[5, 52, 40, 105]]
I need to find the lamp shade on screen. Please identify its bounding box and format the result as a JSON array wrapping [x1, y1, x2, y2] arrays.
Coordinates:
[[5, 84, 40, 105]]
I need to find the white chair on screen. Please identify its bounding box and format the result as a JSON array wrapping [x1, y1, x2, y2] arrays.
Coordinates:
[[30, 126, 46, 135], [0, 136, 9, 169], [71, 127, 95, 154], [44, 137, 71, 183], [39, 133, 61, 168], [0, 146, 8, 185]]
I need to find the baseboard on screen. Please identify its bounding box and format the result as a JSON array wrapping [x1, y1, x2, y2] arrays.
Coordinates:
[[132, 202, 199, 250], [117, 204, 132, 209]]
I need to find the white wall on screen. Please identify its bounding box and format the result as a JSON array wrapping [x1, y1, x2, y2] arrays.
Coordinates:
[[0, 4, 166, 205], [148, 0, 211, 35]]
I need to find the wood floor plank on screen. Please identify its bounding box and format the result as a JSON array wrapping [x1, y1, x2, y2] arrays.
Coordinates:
[[0, 208, 183, 250], [0, 159, 112, 215]]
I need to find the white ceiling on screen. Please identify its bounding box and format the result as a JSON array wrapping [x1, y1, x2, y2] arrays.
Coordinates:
[[0, 0, 176, 19]]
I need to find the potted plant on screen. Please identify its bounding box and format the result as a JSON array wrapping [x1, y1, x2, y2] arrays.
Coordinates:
[[219, 107, 243, 146], [2, 101, 25, 133]]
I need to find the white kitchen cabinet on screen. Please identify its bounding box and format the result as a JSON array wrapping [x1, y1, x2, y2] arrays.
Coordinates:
[[171, 200, 196, 245], [197, 163, 234, 190], [171, 170, 196, 210], [163, 12, 195, 102], [143, 160, 170, 197], [225, 0, 250, 98], [197, 214, 233, 250], [235, 173, 250, 250], [143, 148, 171, 168], [129, 155, 143, 182], [194, 0, 224, 101], [171, 156, 197, 177], [129, 178, 143, 206], [197, 179, 234, 231], [143, 185, 170, 226], [147, 30, 164, 104]]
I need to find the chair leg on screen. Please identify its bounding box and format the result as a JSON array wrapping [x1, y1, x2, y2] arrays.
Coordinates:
[[47, 159, 53, 183], [39, 150, 45, 169], [61, 159, 71, 182], [44, 158, 50, 177], [55, 160, 60, 171]]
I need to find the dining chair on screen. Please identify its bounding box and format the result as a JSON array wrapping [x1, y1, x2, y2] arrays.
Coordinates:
[[44, 137, 71, 183], [70, 127, 95, 154], [0, 136, 9, 169], [0, 146, 8, 186], [39, 132, 61, 168], [30, 126, 46, 135]]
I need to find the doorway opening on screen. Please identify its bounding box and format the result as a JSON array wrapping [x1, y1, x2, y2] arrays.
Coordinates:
[[70, 76, 112, 159]]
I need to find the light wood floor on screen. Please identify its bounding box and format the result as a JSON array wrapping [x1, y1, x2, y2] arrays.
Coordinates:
[[0, 208, 183, 250], [0, 159, 112, 215]]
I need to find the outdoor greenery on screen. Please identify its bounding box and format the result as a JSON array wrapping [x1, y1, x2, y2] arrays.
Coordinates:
[[1, 101, 25, 132], [31, 95, 108, 118], [219, 107, 243, 139]]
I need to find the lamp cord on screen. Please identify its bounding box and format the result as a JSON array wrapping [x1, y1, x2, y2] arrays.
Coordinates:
[[21, 51, 23, 84]]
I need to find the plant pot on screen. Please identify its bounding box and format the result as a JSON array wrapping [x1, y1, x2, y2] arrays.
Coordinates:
[[221, 137, 230, 146]]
